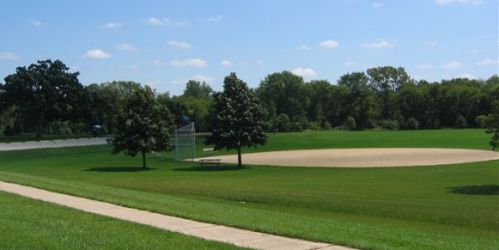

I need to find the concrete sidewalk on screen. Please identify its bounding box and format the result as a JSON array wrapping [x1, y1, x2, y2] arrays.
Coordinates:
[[0, 138, 108, 151], [0, 181, 353, 250]]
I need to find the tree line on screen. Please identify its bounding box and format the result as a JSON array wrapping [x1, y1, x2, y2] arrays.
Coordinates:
[[0, 60, 498, 137]]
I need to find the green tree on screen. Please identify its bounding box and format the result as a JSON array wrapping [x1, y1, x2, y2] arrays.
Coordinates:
[[367, 66, 410, 120], [256, 71, 310, 123], [112, 85, 174, 168], [207, 73, 267, 168], [2, 60, 83, 137], [182, 80, 213, 99], [338, 72, 378, 129], [486, 86, 499, 150]]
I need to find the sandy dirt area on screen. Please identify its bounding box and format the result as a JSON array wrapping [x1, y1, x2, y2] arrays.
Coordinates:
[[196, 148, 499, 168]]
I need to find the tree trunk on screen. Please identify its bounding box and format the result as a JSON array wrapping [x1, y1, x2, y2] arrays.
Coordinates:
[[142, 151, 146, 169], [237, 146, 242, 168]]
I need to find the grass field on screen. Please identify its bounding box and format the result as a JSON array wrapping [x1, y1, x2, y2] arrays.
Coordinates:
[[0, 191, 242, 249], [0, 129, 497, 249]]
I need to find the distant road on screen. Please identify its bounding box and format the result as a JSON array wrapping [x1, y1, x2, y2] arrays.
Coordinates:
[[0, 138, 109, 151]]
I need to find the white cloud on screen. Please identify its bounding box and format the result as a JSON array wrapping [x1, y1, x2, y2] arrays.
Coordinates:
[[0, 52, 20, 60], [102, 22, 122, 28], [361, 39, 394, 48], [435, 0, 482, 6], [291, 68, 317, 80], [477, 58, 499, 66], [167, 40, 192, 49], [32, 20, 42, 27], [82, 49, 112, 59], [116, 43, 136, 52], [150, 59, 167, 67], [345, 61, 355, 66], [417, 64, 433, 69], [372, 2, 384, 8], [129, 64, 139, 70], [171, 79, 187, 85], [193, 75, 214, 83], [144, 17, 188, 27], [319, 40, 339, 49], [204, 15, 224, 22], [459, 73, 476, 79], [441, 61, 463, 69], [221, 59, 233, 67], [255, 59, 264, 65], [170, 58, 207, 68], [297, 45, 311, 51]]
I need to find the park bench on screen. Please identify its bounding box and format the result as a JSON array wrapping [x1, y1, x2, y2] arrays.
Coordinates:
[[199, 159, 222, 167]]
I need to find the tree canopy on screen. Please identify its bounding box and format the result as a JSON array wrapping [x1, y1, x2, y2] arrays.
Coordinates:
[[2, 60, 82, 137], [207, 73, 267, 167], [111, 85, 174, 168]]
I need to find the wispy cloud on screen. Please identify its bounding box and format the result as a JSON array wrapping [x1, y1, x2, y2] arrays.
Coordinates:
[[167, 40, 192, 49], [372, 2, 384, 8], [150, 59, 167, 67], [32, 20, 42, 27], [0, 52, 20, 60], [82, 49, 112, 59], [144, 17, 189, 27], [221, 59, 233, 67], [170, 58, 207, 68], [297, 45, 311, 51], [102, 22, 122, 29], [361, 39, 394, 48], [115, 43, 136, 52], [477, 58, 498, 66], [320, 40, 339, 49], [291, 67, 317, 80], [345, 61, 355, 67], [417, 64, 433, 69], [435, 0, 482, 6], [204, 15, 224, 22], [459, 73, 476, 79], [441, 61, 463, 69], [193, 75, 214, 83]]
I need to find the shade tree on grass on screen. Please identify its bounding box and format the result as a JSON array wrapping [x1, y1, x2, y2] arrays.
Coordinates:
[[207, 73, 267, 168], [111, 85, 174, 168]]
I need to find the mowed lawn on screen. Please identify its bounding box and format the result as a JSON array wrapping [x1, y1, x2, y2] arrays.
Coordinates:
[[0, 191, 242, 250], [0, 129, 497, 249]]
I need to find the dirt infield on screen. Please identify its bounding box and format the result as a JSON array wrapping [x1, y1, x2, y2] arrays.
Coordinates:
[[196, 148, 499, 168]]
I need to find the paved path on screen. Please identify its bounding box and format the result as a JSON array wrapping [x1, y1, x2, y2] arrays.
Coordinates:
[[0, 181, 353, 250], [196, 148, 499, 168], [0, 138, 108, 151]]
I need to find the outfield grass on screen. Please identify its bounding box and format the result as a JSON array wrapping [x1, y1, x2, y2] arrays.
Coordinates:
[[0, 191, 242, 249], [0, 129, 497, 249], [198, 129, 493, 157]]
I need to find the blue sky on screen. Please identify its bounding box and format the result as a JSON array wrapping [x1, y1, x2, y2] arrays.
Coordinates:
[[0, 0, 497, 94]]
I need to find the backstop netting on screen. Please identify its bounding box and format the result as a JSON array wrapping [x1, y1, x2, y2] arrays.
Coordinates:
[[174, 123, 196, 161]]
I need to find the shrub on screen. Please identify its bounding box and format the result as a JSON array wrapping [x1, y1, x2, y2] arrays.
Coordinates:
[[274, 113, 290, 132], [455, 114, 468, 128], [344, 116, 357, 130], [404, 117, 420, 130], [475, 115, 490, 128], [378, 120, 400, 130]]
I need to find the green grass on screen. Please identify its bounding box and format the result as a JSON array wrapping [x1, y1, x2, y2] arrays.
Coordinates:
[[198, 129, 493, 157], [0, 191, 242, 249], [0, 129, 497, 249]]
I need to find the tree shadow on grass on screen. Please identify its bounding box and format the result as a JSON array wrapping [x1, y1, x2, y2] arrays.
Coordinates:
[[447, 185, 499, 195], [174, 165, 250, 172], [85, 166, 156, 173]]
